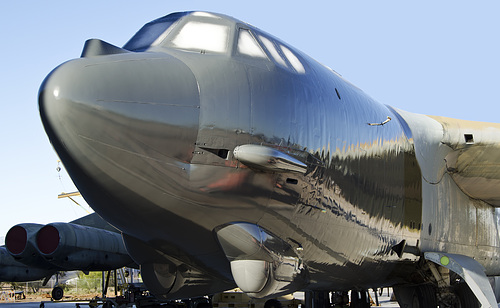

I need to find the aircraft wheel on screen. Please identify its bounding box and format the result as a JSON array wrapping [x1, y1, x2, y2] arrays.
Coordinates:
[[454, 283, 479, 308], [332, 291, 349, 306], [103, 301, 115, 308], [394, 284, 437, 308], [51, 286, 64, 301], [264, 299, 282, 308], [416, 284, 437, 307], [350, 290, 369, 308], [193, 296, 211, 308], [194, 298, 211, 308]]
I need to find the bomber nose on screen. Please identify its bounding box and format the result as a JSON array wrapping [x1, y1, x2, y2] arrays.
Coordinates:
[[39, 61, 80, 149], [39, 53, 200, 194]]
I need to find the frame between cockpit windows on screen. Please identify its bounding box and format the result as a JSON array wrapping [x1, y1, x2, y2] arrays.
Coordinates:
[[234, 25, 269, 58], [258, 33, 306, 74], [235, 26, 307, 75]]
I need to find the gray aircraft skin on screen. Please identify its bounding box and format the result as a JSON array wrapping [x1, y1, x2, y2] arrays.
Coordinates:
[[38, 11, 500, 307]]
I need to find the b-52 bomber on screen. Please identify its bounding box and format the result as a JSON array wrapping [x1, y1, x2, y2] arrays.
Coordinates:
[[38, 11, 500, 307]]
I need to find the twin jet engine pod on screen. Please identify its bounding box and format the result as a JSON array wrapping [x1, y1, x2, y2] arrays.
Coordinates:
[[35, 222, 134, 271], [215, 222, 308, 298], [5, 223, 58, 270]]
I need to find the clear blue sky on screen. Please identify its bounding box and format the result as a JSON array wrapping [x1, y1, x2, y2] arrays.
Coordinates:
[[1, 1, 499, 238]]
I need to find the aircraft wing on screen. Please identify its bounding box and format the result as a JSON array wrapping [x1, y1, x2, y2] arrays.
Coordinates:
[[70, 212, 120, 233]]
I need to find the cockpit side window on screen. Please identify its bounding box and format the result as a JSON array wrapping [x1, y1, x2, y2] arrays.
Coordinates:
[[169, 21, 230, 54], [123, 12, 189, 51], [259, 35, 288, 68], [280, 45, 305, 74], [257, 34, 306, 74], [236, 29, 268, 59]]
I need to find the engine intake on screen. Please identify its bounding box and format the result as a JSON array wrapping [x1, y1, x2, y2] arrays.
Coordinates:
[[5, 225, 28, 255], [6, 224, 43, 257], [36, 225, 60, 255]]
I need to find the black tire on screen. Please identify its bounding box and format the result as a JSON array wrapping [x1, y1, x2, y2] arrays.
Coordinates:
[[416, 284, 437, 307], [51, 286, 64, 301], [264, 299, 282, 308], [350, 290, 370, 308], [454, 283, 480, 308], [103, 301, 114, 308], [394, 284, 437, 308], [193, 297, 211, 308]]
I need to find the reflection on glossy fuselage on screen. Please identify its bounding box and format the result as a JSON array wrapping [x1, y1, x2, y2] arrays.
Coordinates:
[[39, 11, 500, 302]]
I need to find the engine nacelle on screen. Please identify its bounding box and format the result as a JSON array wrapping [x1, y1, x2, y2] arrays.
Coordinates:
[[36, 222, 133, 271], [5, 223, 57, 269], [0, 246, 53, 282]]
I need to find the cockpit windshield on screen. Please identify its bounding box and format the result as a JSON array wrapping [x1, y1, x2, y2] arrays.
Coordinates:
[[169, 21, 230, 54], [123, 11, 305, 74], [123, 12, 190, 51]]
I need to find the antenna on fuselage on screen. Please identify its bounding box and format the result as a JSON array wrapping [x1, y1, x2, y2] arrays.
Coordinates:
[[368, 116, 392, 126]]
